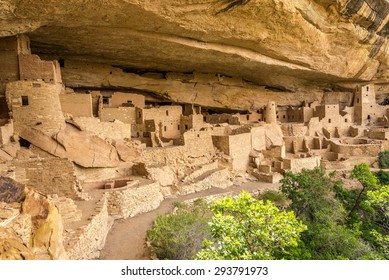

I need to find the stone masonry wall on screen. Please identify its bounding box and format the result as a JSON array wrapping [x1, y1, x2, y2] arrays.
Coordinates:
[[60, 93, 93, 117], [65, 194, 110, 260], [100, 107, 136, 124], [13, 158, 83, 200], [6, 80, 65, 135], [105, 181, 163, 219]]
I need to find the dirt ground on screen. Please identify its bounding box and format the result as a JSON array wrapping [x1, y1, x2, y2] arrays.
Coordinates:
[[99, 181, 279, 260]]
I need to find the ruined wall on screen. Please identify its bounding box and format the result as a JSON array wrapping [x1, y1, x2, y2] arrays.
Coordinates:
[[212, 135, 230, 154], [205, 114, 240, 125], [105, 181, 163, 219], [138, 106, 182, 139], [13, 158, 83, 200], [330, 140, 382, 157], [251, 126, 266, 151], [18, 55, 61, 84], [109, 92, 145, 109], [0, 122, 13, 145], [180, 114, 204, 133], [6, 81, 65, 135], [0, 35, 30, 94], [283, 156, 321, 173], [59, 93, 93, 117], [65, 194, 110, 260], [100, 107, 136, 124], [228, 133, 252, 171], [212, 132, 251, 171], [72, 117, 131, 141]]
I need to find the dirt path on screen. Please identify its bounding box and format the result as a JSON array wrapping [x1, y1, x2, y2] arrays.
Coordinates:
[[99, 181, 279, 260]]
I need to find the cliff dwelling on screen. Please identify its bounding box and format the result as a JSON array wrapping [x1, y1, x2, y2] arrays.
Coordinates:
[[0, 0, 389, 262]]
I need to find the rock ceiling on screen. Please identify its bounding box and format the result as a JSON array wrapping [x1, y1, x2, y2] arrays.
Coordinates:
[[1, 0, 389, 90]]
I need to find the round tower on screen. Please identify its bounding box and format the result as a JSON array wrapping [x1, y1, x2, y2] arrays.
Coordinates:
[[265, 101, 277, 124]]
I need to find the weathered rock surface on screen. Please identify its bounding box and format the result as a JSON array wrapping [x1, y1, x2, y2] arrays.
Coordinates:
[[1, 0, 389, 97], [0, 176, 25, 203], [0, 182, 68, 260], [20, 124, 121, 168]]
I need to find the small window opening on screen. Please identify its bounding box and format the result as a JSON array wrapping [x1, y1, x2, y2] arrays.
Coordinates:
[[21, 96, 29, 106], [103, 96, 109, 105], [164, 126, 167, 132], [185, 124, 189, 130], [328, 119, 331, 123], [166, 110, 169, 116]]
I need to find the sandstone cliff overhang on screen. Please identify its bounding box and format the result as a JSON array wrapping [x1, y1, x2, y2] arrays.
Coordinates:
[[0, 0, 388, 91]]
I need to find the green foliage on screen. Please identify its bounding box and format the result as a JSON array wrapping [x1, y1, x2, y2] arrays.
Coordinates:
[[146, 199, 211, 260], [281, 167, 376, 259], [374, 170, 389, 185], [378, 150, 389, 169], [196, 192, 306, 260], [258, 190, 288, 208], [335, 163, 389, 259], [351, 163, 379, 189]]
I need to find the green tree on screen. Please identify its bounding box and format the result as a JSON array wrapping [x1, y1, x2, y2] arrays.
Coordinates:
[[146, 199, 211, 260], [281, 167, 375, 259], [378, 151, 389, 169], [338, 163, 389, 258], [196, 192, 306, 260], [374, 169, 389, 185]]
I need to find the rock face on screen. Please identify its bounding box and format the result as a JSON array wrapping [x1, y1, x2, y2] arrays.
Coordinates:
[[20, 124, 121, 168], [0, 178, 68, 260], [0, 0, 388, 97]]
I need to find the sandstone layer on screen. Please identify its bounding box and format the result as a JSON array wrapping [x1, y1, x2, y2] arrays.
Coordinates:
[[1, 0, 389, 106]]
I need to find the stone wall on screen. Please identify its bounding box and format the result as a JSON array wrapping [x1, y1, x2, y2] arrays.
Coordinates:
[[283, 156, 321, 173], [73, 117, 131, 141], [60, 93, 93, 117], [228, 133, 252, 171], [65, 194, 110, 260], [330, 139, 382, 157], [251, 126, 266, 151], [139, 106, 183, 139], [213, 132, 253, 171], [18, 54, 61, 84], [109, 92, 145, 109], [51, 196, 82, 226], [0, 121, 13, 145], [6, 80, 65, 135], [100, 107, 136, 124], [141, 130, 215, 166], [13, 158, 84, 200], [105, 181, 163, 219]]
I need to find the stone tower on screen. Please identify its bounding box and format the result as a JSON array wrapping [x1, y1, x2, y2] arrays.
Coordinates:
[[265, 101, 277, 124], [354, 84, 376, 125]]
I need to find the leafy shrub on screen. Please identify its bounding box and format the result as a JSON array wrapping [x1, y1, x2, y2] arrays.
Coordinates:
[[375, 169, 389, 185], [146, 199, 211, 260], [258, 190, 289, 208], [196, 192, 306, 260], [378, 151, 389, 168], [281, 167, 377, 259]]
